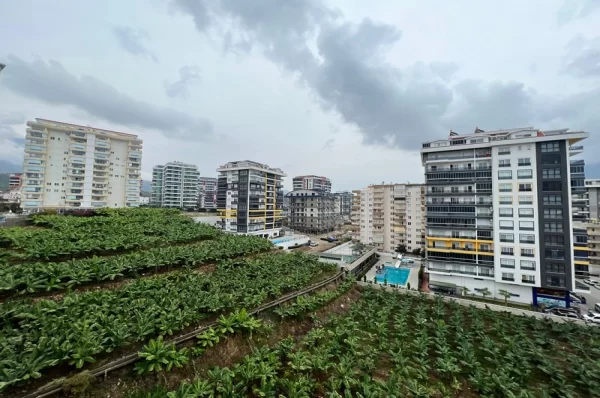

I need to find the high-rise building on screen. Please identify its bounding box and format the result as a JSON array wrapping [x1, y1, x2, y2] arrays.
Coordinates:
[[288, 175, 337, 233], [21, 118, 142, 210], [217, 160, 285, 237], [334, 191, 353, 218], [586, 178, 600, 220], [292, 175, 332, 192], [0, 173, 21, 192], [198, 177, 217, 209], [151, 162, 200, 209], [421, 127, 588, 306], [352, 183, 425, 252]]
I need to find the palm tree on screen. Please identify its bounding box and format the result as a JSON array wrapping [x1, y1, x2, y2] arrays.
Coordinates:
[[461, 286, 470, 297], [479, 287, 491, 301], [498, 289, 512, 306]]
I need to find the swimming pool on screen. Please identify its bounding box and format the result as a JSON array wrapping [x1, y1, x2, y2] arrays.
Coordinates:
[[375, 266, 410, 286]]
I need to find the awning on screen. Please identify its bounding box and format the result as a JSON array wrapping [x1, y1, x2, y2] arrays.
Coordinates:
[[429, 281, 457, 288]]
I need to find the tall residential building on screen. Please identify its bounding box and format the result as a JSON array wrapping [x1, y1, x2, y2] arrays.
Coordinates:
[[421, 127, 588, 306], [288, 175, 337, 233], [585, 178, 600, 220], [352, 183, 425, 252], [21, 118, 142, 210], [0, 173, 21, 192], [334, 191, 353, 218], [198, 177, 217, 209], [217, 160, 285, 237], [151, 162, 200, 209], [292, 175, 332, 192]]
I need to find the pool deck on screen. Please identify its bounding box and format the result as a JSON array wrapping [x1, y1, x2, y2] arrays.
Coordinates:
[[365, 253, 419, 288]]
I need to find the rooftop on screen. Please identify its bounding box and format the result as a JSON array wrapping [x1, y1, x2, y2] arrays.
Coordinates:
[[421, 127, 587, 151], [217, 160, 286, 175], [31, 118, 139, 139]]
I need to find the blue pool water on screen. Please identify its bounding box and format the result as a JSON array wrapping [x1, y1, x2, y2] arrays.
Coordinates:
[[272, 237, 294, 244], [375, 266, 410, 286]]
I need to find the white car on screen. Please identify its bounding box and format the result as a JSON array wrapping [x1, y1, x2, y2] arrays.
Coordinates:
[[584, 279, 600, 286], [583, 312, 600, 324]]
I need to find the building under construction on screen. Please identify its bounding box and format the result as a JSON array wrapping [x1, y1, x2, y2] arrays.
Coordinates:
[[288, 188, 338, 234]]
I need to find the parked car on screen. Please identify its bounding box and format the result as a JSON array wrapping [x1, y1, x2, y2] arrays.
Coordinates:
[[309, 242, 318, 247], [584, 279, 600, 286], [583, 312, 600, 324], [570, 293, 587, 304], [595, 303, 600, 313], [544, 308, 581, 319]]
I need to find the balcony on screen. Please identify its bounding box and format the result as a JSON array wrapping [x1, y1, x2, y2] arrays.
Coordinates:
[[26, 130, 47, 140], [25, 144, 46, 153]]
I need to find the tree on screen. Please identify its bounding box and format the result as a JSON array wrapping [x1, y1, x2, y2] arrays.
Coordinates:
[[461, 286, 470, 297], [480, 287, 491, 301], [412, 248, 421, 256], [498, 289, 512, 306], [396, 244, 407, 253]]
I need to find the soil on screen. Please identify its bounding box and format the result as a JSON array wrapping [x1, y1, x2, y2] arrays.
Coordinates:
[[61, 284, 363, 398]]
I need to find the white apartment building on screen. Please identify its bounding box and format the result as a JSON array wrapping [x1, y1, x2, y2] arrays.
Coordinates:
[[151, 162, 200, 209], [21, 118, 142, 210], [292, 175, 332, 192], [422, 127, 588, 307], [198, 177, 217, 209], [352, 183, 425, 252], [217, 160, 285, 238]]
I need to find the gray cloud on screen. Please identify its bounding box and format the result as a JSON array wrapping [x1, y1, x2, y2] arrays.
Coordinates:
[[165, 66, 201, 98], [563, 36, 600, 78], [0, 112, 26, 172], [113, 26, 159, 62], [322, 138, 335, 150], [2, 56, 214, 140], [557, 0, 600, 25], [173, 0, 600, 155]]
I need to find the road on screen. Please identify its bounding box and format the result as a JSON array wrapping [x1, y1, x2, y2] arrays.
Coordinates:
[[576, 280, 600, 313]]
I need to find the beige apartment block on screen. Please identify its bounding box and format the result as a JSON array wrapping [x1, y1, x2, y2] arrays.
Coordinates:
[[21, 118, 142, 210], [352, 183, 425, 252]]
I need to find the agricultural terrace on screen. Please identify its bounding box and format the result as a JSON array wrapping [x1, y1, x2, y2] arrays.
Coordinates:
[[0, 209, 338, 395], [126, 287, 600, 398]]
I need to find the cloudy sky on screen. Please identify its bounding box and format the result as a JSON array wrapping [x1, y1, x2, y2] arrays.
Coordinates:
[[1, 0, 599, 191]]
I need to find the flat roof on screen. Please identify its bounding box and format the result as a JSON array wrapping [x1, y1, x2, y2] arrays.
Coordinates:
[[33, 118, 139, 138]]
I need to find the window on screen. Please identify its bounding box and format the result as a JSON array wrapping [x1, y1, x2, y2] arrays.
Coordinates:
[[499, 183, 512, 192], [546, 275, 566, 288], [519, 183, 532, 192], [542, 181, 562, 192], [542, 154, 561, 165], [521, 260, 536, 270], [521, 248, 535, 257], [522, 275, 535, 284], [498, 147, 511, 155], [500, 220, 514, 230], [543, 194, 562, 205], [547, 263, 565, 274], [543, 209, 563, 219], [498, 159, 511, 167], [518, 195, 533, 204], [545, 235, 564, 246], [518, 158, 531, 166], [517, 169, 533, 179], [498, 170, 512, 180], [500, 233, 514, 242], [542, 168, 561, 179], [519, 208, 534, 218], [541, 142, 560, 153], [500, 258, 515, 268], [502, 272, 514, 281], [501, 247, 514, 255], [498, 195, 512, 204], [544, 222, 563, 232], [545, 248, 565, 260], [519, 234, 535, 244], [519, 221, 534, 230], [499, 208, 513, 217]]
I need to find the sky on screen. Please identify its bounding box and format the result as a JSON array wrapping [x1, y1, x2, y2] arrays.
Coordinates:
[[0, 0, 599, 191]]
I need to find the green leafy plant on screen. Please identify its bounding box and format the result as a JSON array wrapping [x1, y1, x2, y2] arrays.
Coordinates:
[[135, 336, 189, 376]]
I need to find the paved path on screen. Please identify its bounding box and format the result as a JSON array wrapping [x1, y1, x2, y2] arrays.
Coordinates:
[[358, 282, 592, 326]]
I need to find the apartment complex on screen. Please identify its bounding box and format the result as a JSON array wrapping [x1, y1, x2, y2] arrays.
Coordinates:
[[334, 191, 353, 218], [352, 183, 425, 252], [288, 174, 337, 233], [217, 160, 285, 237], [292, 175, 331, 192], [421, 127, 588, 306], [151, 162, 200, 209], [198, 177, 217, 210], [0, 173, 22, 191], [585, 178, 600, 220], [21, 118, 142, 210]]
